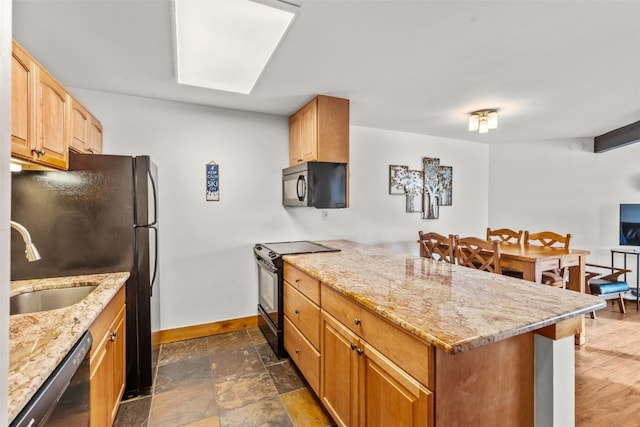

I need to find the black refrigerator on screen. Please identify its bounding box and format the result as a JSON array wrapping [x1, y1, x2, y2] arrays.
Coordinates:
[[11, 152, 160, 398]]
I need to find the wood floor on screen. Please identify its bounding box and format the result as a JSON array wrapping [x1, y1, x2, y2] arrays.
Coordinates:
[[576, 298, 640, 426]]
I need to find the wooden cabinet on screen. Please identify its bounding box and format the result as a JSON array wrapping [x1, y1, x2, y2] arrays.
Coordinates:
[[70, 96, 103, 154], [283, 262, 433, 427], [322, 284, 433, 388], [11, 41, 35, 161], [88, 286, 126, 427], [35, 66, 70, 169], [11, 40, 103, 169], [283, 264, 322, 395], [289, 95, 349, 166], [322, 311, 433, 427], [11, 40, 69, 169]]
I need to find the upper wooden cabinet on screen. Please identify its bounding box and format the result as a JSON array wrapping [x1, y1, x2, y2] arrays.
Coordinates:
[[11, 41, 36, 161], [289, 95, 349, 166], [70, 95, 103, 154], [11, 40, 102, 169], [35, 66, 69, 169]]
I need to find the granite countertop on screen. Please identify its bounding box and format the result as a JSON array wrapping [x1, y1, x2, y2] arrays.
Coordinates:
[[283, 240, 605, 354], [8, 272, 129, 423]]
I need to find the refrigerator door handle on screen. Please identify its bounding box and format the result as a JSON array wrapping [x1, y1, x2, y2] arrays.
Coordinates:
[[149, 225, 159, 296], [147, 169, 158, 227]]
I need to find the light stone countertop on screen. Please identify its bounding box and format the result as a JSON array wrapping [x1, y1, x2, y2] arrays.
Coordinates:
[[283, 240, 605, 354], [8, 272, 129, 423]]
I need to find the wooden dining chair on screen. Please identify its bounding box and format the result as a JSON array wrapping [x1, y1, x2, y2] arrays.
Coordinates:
[[418, 231, 455, 263], [524, 231, 571, 287], [585, 263, 631, 319], [454, 236, 502, 274], [486, 227, 523, 245]]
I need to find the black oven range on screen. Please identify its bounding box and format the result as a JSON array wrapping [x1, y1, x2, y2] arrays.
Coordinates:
[[253, 241, 340, 357]]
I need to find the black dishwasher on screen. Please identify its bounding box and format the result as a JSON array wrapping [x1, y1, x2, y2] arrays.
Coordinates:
[[10, 331, 92, 427]]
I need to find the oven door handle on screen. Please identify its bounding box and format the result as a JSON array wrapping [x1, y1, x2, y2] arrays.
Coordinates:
[[255, 256, 279, 274]]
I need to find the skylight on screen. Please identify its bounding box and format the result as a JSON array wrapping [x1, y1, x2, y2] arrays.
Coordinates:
[[172, 0, 299, 94]]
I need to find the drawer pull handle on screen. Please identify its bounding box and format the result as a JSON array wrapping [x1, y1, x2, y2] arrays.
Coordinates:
[[356, 348, 364, 356], [350, 343, 357, 351], [354, 318, 361, 326]]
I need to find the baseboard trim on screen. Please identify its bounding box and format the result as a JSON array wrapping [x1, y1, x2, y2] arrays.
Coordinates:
[[158, 315, 259, 344]]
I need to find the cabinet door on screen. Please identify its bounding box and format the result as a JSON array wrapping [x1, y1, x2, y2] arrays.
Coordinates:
[[11, 42, 35, 159], [88, 116, 103, 154], [361, 343, 433, 427], [90, 340, 111, 427], [298, 99, 318, 162], [35, 67, 69, 169], [70, 97, 90, 152], [109, 304, 126, 423], [289, 112, 303, 165], [322, 312, 359, 427]]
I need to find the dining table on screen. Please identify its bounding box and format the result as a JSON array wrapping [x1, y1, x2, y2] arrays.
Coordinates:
[[499, 243, 591, 344]]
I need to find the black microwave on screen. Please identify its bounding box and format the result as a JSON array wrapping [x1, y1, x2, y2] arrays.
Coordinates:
[[282, 162, 346, 208]]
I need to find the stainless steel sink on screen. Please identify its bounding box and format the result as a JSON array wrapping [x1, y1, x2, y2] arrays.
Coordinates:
[[10, 285, 98, 315]]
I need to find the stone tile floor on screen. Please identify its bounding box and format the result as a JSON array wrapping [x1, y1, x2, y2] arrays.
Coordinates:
[[114, 328, 335, 427]]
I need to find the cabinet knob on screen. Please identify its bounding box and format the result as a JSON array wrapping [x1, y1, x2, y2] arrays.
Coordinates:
[[88, 148, 95, 153], [354, 318, 361, 326], [295, 348, 300, 354], [350, 343, 357, 351], [31, 148, 45, 156], [294, 309, 300, 315], [295, 278, 300, 284], [40, 149, 46, 156], [356, 348, 364, 356], [110, 332, 117, 342]]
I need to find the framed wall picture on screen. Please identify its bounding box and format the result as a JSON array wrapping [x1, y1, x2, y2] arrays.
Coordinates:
[[405, 170, 423, 213], [206, 161, 219, 201], [388, 157, 452, 219], [389, 165, 409, 195]]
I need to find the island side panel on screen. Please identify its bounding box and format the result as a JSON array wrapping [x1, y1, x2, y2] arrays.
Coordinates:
[[434, 332, 534, 427]]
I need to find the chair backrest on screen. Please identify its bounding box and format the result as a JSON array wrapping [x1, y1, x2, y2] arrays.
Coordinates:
[[418, 231, 455, 263], [486, 227, 523, 245], [454, 236, 502, 274], [524, 231, 571, 249]]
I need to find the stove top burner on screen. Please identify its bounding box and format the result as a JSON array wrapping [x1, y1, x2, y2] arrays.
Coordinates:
[[257, 240, 340, 256]]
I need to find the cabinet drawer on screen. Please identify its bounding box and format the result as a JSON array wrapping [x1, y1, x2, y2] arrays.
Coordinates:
[[322, 284, 434, 389], [284, 263, 320, 305], [284, 316, 321, 395], [89, 286, 125, 355], [284, 282, 321, 349]]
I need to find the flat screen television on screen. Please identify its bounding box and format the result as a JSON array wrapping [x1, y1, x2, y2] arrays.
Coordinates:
[[620, 204, 640, 246]]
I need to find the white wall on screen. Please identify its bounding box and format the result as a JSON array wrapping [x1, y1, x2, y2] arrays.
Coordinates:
[[1, 0, 11, 422], [72, 89, 489, 331], [489, 138, 640, 265]]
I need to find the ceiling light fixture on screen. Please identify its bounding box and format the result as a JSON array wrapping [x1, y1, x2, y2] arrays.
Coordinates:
[[468, 110, 498, 134], [172, 0, 299, 94]]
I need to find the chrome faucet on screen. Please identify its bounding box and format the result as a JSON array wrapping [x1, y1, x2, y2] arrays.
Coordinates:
[[10, 220, 41, 262]]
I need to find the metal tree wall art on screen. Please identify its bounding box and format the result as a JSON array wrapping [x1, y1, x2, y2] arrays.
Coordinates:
[[389, 157, 453, 219]]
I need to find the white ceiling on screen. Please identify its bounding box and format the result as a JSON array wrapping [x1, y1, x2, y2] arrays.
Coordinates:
[[11, 0, 640, 145]]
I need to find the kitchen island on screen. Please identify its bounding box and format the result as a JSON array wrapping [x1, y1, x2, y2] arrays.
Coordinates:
[[8, 272, 129, 424], [282, 240, 604, 427]]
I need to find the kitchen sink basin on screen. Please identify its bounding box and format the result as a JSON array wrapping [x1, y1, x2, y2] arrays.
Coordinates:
[[10, 285, 98, 315]]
